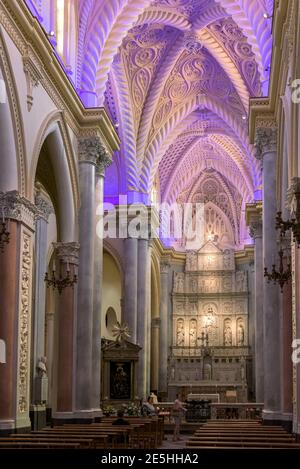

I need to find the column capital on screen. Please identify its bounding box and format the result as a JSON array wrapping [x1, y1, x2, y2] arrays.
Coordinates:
[[254, 127, 277, 160], [53, 242, 80, 265], [35, 192, 53, 222], [78, 136, 112, 170], [249, 221, 262, 240], [0, 190, 37, 230], [245, 202, 262, 240]]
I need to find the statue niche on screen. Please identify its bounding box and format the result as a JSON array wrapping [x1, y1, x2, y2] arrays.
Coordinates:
[[237, 320, 245, 346], [223, 319, 232, 346], [189, 319, 197, 347], [176, 319, 185, 346]]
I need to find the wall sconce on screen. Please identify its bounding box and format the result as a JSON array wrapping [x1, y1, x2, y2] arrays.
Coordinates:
[[276, 191, 300, 246], [264, 248, 291, 292], [0, 210, 10, 253], [44, 261, 77, 295]]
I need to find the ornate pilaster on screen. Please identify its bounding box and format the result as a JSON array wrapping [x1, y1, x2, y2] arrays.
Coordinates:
[[0, 191, 36, 432], [159, 260, 170, 398]]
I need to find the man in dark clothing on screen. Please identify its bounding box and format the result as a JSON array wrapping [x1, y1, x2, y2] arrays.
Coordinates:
[[112, 408, 130, 425]]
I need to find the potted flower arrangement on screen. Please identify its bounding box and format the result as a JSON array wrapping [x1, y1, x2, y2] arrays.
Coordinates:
[[102, 404, 116, 417], [124, 402, 140, 416]]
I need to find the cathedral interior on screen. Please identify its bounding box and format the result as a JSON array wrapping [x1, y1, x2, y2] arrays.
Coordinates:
[[1, 0, 300, 448]]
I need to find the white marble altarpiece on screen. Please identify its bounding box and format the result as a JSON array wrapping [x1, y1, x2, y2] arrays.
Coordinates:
[[169, 242, 251, 402]]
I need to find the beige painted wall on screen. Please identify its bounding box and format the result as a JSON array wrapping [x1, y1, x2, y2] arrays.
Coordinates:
[[101, 252, 122, 340]]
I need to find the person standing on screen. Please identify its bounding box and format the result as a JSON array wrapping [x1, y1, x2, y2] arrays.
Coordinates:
[[172, 394, 186, 441]]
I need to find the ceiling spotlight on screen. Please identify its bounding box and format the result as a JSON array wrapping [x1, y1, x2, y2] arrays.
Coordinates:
[[115, 122, 119, 129], [242, 115, 247, 121], [48, 31, 55, 37], [263, 12, 272, 19]]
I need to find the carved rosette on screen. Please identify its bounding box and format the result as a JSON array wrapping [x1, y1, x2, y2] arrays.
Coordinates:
[[0, 190, 37, 230], [254, 127, 277, 160], [78, 136, 112, 172], [54, 241, 80, 266]]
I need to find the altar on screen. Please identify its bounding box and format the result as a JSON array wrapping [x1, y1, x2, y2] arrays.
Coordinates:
[[169, 241, 252, 402]]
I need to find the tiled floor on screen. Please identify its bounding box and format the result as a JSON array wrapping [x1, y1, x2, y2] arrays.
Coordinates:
[[160, 435, 189, 449]]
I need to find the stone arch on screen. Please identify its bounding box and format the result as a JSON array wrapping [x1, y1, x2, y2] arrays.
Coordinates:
[[0, 30, 26, 195], [30, 111, 79, 242]]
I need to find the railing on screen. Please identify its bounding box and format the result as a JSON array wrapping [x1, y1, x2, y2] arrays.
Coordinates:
[[155, 402, 264, 422], [210, 403, 264, 420]]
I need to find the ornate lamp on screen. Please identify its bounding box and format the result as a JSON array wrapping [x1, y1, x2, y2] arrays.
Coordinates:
[[0, 213, 10, 253], [44, 262, 77, 294], [264, 248, 291, 292], [276, 182, 300, 246]]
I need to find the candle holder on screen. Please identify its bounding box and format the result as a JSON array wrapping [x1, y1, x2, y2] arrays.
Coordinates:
[[44, 264, 77, 294], [0, 217, 10, 253], [264, 248, 291, 292]]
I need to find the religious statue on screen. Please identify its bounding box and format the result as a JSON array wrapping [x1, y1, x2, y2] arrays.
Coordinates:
[[36, 356, 47, 378], [236, 271, 247, 292], [224, 325, 232, 346], [189, 320, 197, 347], [237, 323, 245, 346], [174, 273, 184, 292], [191, 277, 198, 293], [204, 363, 212, 381], [176, 320, 185, 346]]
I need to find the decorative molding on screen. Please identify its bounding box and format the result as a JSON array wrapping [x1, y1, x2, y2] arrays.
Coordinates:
[[0, 190, 37, 230], [23, 55, 43, 111], [18, 231, 32, 413], [54, 242, 80, 266], [254, 127, 277, 160]]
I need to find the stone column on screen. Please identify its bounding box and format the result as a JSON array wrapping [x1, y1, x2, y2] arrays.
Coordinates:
[[52, 242, 79, 420], [0, 191, 36, 433], [159, 261, 170, 399], [92, 150, 111, 415], [248, 204, 264, 402], [136, 237, 150, 399], [75, 136, 110, 418], [124, 236, 138, 343], [151, 318, 160, 391], [288, 178, 300, 437], [280, 244, 293, 430], [31, 190, 52, 428], [255, 127, 281, 423]]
